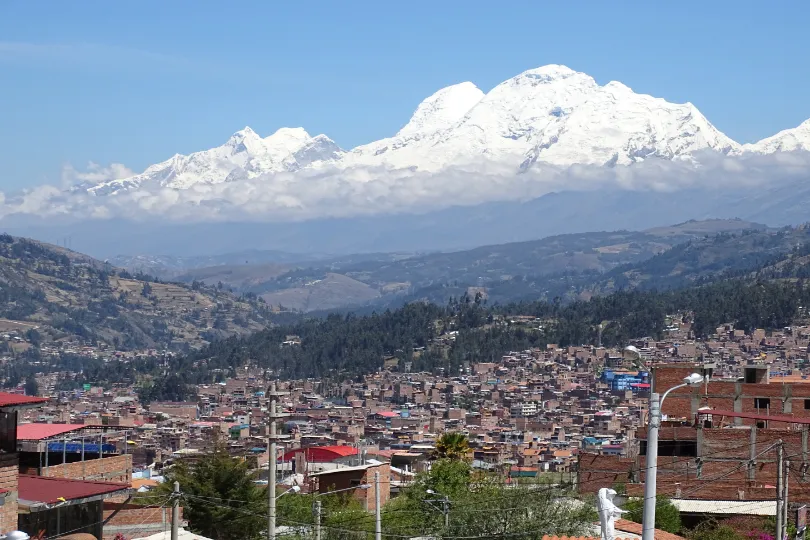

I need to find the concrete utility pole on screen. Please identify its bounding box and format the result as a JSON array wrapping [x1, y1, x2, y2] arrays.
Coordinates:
[[171, 481, 180, 540], [785, 461, 791, 540], [638, 372, 704, 540], [777, 441, 784, 540], [267, 381, 289, 540], [642, 392, 661, 540], [313, 500, 322, 540], [375, 471, 382, 540]]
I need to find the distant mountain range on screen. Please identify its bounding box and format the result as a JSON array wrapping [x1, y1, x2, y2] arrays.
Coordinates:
[[149, 219, 770, 312], [4, 64, 810, 259], [83, 65, 808, 197]]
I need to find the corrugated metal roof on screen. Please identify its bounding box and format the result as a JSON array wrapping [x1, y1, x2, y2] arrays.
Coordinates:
[[0, 393, 48, 408], [17, 423, 87, 440], [18, 474, 130, 505], [670, 498, 776, 516]]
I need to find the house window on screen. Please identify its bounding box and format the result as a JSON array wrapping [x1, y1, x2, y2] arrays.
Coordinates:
[[804, 399, 810, 410], [754, 398, 770, 409]]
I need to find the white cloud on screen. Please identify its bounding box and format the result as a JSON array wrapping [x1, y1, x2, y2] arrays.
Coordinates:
[[2, 151, 810, 224], [61, 162, 135, 187], [0, 42, 194, 73]]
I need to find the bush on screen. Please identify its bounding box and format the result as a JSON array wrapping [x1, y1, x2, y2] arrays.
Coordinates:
[[625, 496, 681, 533]]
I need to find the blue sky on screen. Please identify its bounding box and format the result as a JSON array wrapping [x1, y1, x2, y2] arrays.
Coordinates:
[[1, 0, 808, 190]]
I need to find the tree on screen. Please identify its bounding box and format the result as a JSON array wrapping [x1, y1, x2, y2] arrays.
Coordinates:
[[384, 457, 596, 539], [155, 443, 266, 540], [687, 521, 745, 540], [25, 328, 42, 347], [24, 376, 38, 397], [434, 432, 470, 461], [141, 282, 153, 297], [625, 496, 681, 533]]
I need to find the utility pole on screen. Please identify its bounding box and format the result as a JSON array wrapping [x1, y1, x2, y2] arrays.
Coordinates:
[[642, 392, 660, 540], [171, 481, 180, 540], [778, 441, 784, 540], [782, 461, 790, 540], [784, 461, 791, 540], [375, 471, 382, 540], [267, 381, 289, 540], [442, 497, 450, 529], [313, 500, 322, 540]]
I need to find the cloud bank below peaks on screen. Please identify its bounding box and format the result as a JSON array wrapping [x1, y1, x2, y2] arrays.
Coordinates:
[[3, 150, 810, 224]]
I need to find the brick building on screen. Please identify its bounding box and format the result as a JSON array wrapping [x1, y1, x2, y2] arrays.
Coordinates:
[[309, 463, 391, 513], [579, 364, 810, 511]]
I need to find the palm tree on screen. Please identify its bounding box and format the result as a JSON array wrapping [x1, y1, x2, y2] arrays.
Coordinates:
[[434, 432, 470, 461]]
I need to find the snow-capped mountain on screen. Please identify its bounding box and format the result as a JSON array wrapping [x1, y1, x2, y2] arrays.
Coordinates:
[[344, 65, 739, 172], [88, 127, 343, 195], [740, 119, 810, 154], [87, 64, 810, 197]]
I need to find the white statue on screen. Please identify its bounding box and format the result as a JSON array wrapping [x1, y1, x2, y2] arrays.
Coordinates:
[[597, 488, 627, 540]]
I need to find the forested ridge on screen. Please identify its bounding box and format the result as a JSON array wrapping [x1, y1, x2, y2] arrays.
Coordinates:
[[7, 226, 810, 402], [7, 275, 803, 402]]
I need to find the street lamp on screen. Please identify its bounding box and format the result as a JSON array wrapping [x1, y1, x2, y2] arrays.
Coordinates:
[[277, 485, 301, 500], [623, 346, 649, 371], [425, 489, 451, 528], [640, 372, 704, 540]]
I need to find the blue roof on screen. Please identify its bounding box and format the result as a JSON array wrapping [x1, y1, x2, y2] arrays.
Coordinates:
[[47, 442, 117, 453]]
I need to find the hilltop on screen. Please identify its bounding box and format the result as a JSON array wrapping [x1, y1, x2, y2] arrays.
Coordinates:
[[0, 234, 280, 350]]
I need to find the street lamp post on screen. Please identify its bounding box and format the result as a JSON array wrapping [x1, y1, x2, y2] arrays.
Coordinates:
[[639, 370, 704, 540]]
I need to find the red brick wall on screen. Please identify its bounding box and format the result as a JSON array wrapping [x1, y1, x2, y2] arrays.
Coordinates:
[[102, 503, 181, 540], [577, 454, 635, 494], [42, 455, 132, 483], [656, 365, 810, 424]]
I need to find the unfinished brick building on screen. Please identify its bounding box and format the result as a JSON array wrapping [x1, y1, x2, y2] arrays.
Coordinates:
[[579, 364, 810, 509]]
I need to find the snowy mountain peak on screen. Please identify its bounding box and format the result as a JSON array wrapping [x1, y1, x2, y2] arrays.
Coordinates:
[[397, 82, 484, 137], [519, 64, 582, 82], [88, 64, 802, 199], [742, 118, 810, 154], [230, 126, 258, 138], [265, 127, 312, 148], [88, 126, 343, 195]]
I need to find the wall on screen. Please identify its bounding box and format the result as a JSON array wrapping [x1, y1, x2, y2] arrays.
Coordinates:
[[313, 464, 391, 512], [40, 455, 132, 483], [654, 365, 810, 423], [102, 503, 182, 540], [580, 425, 810, 502]]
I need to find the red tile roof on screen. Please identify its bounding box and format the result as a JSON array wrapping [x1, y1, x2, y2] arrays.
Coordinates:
[[18, 475, 130, 504], [17, 423, 87, 440], [540, 521, 687, 540], [616, 519, 688, 540], [0, 393, 48, 408]]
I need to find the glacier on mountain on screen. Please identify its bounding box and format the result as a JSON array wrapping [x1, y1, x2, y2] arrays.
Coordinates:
[[87, 64, 756, 196], [88, 126, 344, 195], [740, 119, 810, 154], [4, 64, 810, 228]]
